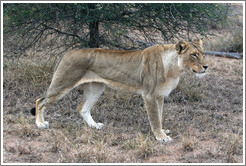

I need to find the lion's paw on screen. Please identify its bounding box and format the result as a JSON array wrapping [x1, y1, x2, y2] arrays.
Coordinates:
[[162, 129, 171, 135], [92, 123, 104, 130], [36, 121, 49, 129], [162, 136, 173, 143]]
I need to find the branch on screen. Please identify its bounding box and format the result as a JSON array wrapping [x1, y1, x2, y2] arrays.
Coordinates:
[[124, 35, 153, 47], [23, 28, 46, 51], [41, 23, 86, 43], [205, 51, 243, 59]]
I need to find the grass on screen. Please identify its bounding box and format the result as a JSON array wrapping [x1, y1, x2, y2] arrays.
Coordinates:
[[203, 4, 243, 53], [181, 128, 199, 152], [2, 52, 243, 163]]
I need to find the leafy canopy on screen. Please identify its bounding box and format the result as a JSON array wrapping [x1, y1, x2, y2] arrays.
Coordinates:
[[3, 3, 230, 55]]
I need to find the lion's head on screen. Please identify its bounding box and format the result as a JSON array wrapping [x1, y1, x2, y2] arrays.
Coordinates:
[[176, 39, 208, 77]]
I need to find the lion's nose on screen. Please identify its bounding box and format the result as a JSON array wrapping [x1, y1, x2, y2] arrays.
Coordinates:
[[203, 65, 208, 70]]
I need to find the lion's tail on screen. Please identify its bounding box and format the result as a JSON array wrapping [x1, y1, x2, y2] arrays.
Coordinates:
[[30, 97, 45, 116], [30, 107, 36, 116]]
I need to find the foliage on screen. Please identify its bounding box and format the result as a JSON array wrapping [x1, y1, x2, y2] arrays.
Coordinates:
[[3, 3, 230, 56]]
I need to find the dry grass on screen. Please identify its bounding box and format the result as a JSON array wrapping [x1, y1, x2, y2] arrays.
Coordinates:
[[203, 4, 243, 52], [2, 51, 244, 163]]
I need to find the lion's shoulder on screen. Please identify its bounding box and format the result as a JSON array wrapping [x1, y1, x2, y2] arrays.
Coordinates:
[[142, 44, 176, 56]]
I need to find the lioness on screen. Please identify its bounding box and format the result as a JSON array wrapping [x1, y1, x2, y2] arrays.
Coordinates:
[[30, 39, 208, 142]]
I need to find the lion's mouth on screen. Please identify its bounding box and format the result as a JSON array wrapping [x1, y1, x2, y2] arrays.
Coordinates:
[[192, 70, 205, 74]]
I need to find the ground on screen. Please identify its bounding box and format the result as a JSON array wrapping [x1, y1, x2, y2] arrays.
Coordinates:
[[2, 54, 244, 163]]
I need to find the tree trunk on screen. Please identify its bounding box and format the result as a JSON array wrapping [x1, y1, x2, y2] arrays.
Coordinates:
[[88, 4, 99, 48], [89, 21, 99, 48]]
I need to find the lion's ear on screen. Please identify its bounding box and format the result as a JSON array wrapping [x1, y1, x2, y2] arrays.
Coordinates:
[[176, 40, 188, 54], [193, 38, 203, 48]]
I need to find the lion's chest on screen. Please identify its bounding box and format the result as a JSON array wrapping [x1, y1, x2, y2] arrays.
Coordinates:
[[161, 78, 180, 97]]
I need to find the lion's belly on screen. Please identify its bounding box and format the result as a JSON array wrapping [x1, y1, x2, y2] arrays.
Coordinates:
[[76, 70, 143, 94], [161, 78, 180, 97]]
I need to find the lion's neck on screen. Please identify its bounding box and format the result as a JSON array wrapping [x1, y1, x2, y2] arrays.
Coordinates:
[[160, 49, 184, 97], [162, 49, 184, 78]]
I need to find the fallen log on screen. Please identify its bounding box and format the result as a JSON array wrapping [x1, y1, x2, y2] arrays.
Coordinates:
[[204, 51, 243, 59]]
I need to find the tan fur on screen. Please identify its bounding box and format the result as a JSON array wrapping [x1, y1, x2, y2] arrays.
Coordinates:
[[35, 39, 208, 142]]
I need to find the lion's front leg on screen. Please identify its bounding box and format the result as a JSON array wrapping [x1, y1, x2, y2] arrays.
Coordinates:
[[156, 96, 172, 136], [143, 94, 172, 143]]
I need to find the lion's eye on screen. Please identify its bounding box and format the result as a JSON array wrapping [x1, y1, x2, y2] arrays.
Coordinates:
[[191, 53, 198, 58]]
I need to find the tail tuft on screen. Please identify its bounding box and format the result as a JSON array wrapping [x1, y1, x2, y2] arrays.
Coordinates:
[[30, 107, 36, 116]]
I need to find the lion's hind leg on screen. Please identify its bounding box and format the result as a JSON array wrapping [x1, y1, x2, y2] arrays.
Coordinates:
[[77, 83, 105, 130], [35, 97, 50, 129], [34, 83, 76, 129]]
